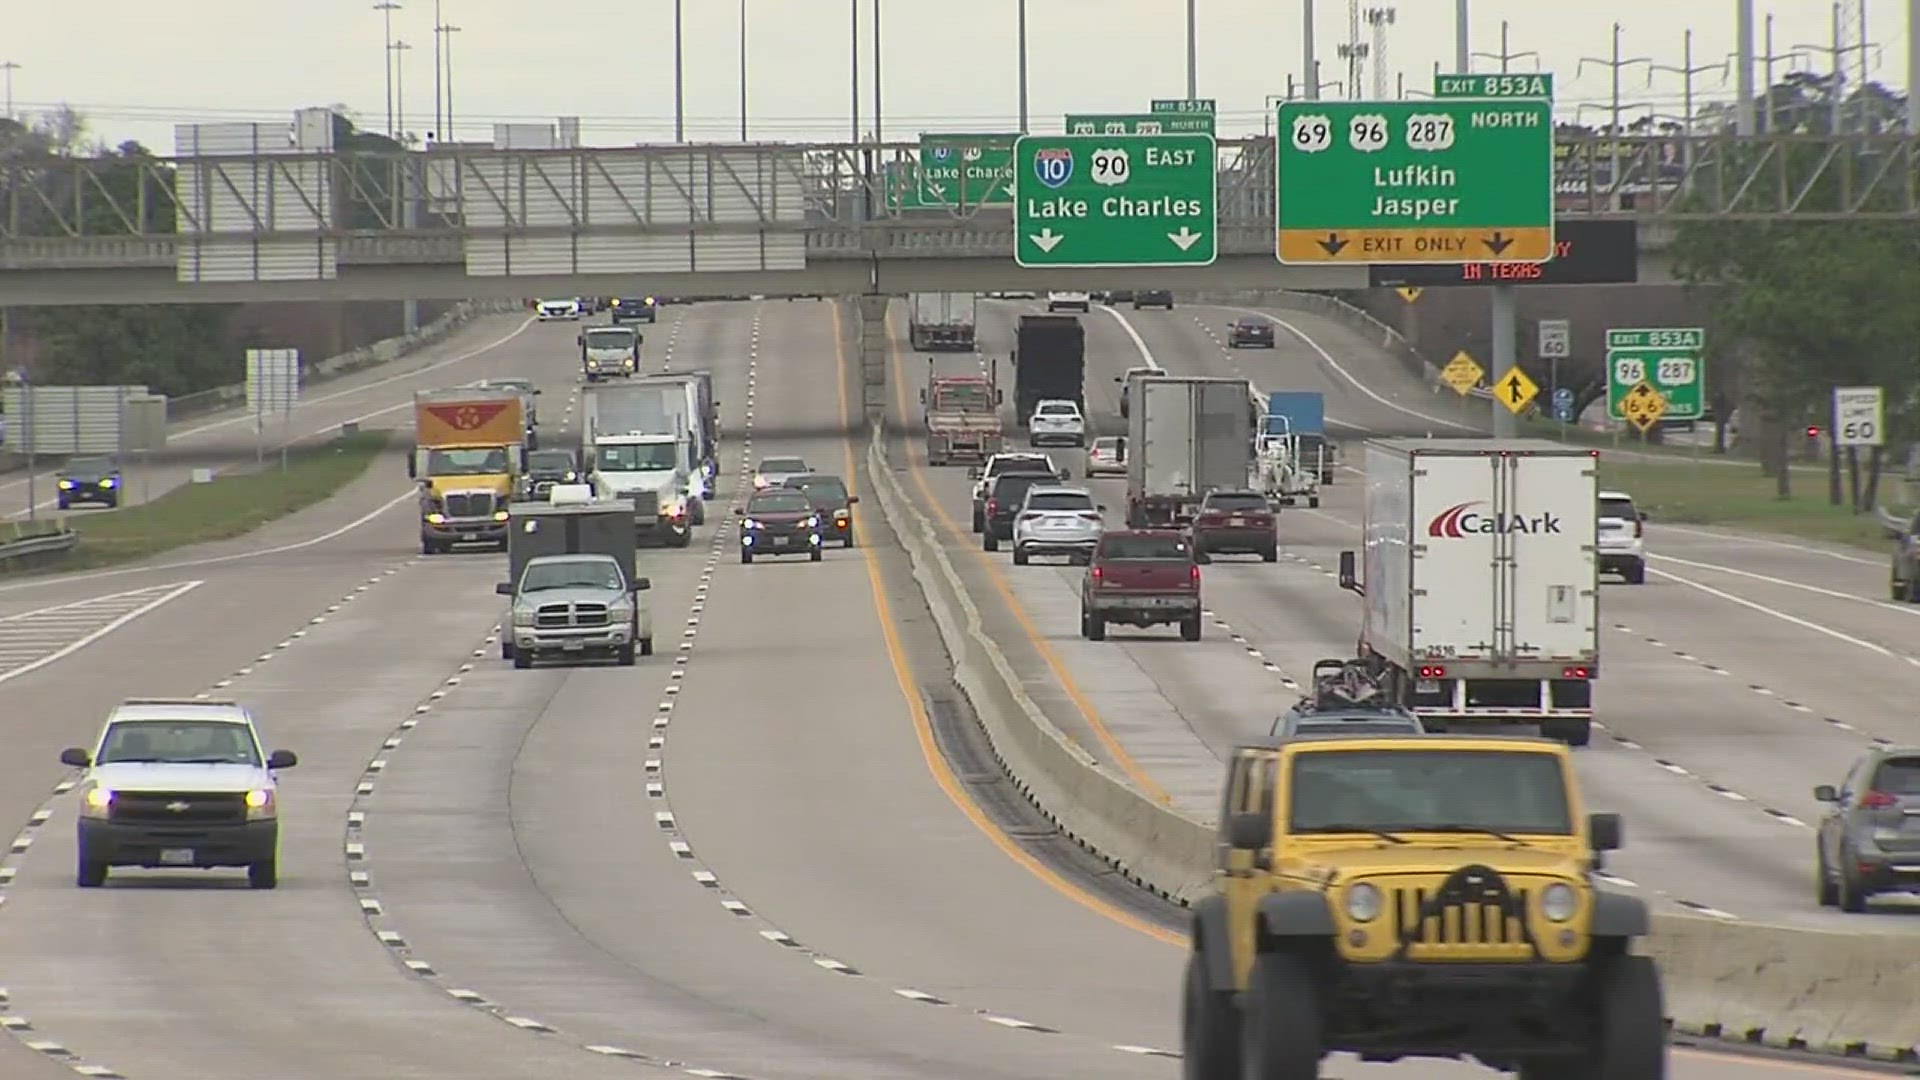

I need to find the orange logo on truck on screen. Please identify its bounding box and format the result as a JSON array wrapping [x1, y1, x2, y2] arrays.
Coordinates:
[[426, 402, 509, 431]]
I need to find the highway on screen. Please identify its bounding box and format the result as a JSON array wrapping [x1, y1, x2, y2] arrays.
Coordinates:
[[0, 297, 1904, 1080]]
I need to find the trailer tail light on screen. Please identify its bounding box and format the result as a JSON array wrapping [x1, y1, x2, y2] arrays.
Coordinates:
[[1862, 791, 1899, 809], [1562, 666, 1592, 679], [1417, 665, 1447, 679]]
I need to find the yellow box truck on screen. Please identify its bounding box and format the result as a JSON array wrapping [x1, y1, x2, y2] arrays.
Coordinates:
[[409, 388, 527, 554]]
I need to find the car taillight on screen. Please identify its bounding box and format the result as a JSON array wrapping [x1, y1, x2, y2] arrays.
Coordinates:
[[1561, 666, 1592, 679], [1417, 665, 1447, 679], [1198, 513, 1225, 524], [1078, 512, 1102, 522], [1862, 791, 1899, 809], [1090, 566, 1103, 582], [987, 499, 998, 515], [1189, 564, 1201, 585], [1633, 520, 1644, 538]]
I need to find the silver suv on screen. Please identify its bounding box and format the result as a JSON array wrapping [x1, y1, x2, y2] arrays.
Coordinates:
[[1597, 489, 1647, 584], [1011, 485, 1104, 566], [1815, 745, 1920, 911], [59, 699, 298, 889]]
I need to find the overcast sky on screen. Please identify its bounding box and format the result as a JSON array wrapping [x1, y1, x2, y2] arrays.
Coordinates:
[[3, 1, 1905, 151]]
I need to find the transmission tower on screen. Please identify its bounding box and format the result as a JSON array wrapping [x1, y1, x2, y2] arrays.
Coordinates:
[[1366, 8, 1397, 100], [1335, 0, 1368, 100]]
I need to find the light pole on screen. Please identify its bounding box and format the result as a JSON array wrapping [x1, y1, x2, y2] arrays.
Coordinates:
[[440, 24, 461, 139], [432, 0, 442, 138], [0, 61, 18, 121], [1186, 0, 1197, 99], [390, 40, 413, 142], [850, 0, 860, 143], [1648, 29, 1728, 136], [673, 0, 685, 141], [373, 2, 401, 137], [738, 0, 748, 140], [1017, 0, 1029, 133], [872, 0, 882, 143]]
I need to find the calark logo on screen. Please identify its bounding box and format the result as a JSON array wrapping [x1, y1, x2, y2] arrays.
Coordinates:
[[1427, 501, 1562, 537], [426, 402, 509, 431]]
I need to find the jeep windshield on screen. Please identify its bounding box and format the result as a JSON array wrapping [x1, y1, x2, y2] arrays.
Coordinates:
[[427, 448, 508, 475], [519, 558, 625, 592], [97, 720, 261, 766], [597, 443, 678, 471], [1288, 749, 1573, 835]]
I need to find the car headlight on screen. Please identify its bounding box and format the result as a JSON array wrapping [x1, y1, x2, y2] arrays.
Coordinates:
[[99, 477, 117, 488], [58, 480, 73, 489], [425, 512, 446, 524], [1540, 882, 1578, 922], [83, 786, 114, 816], [245, 788, 276, 819], [805, 515, 820, 528], [512, 609, 536, 626], [1345, 882, 1383, 922], [743, 518, 761, 530], [564, 471, 577, 481], [752, 475, 767, 488]]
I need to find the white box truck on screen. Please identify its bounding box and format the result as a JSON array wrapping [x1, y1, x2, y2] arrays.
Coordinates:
[[1123, 375, 1254, 528], [580, 383, 694, 547], [907, 292, 977, 352], [1336, 438, 1600, 745]]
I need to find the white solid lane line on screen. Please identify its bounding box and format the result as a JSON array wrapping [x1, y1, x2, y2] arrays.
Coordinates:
[[0, 582, 203, 685]]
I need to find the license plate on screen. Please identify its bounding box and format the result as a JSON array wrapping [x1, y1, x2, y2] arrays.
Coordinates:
[[1416, 680, 1441, 693], [159, 848, 195, 866], [562, 641, 585, 651], [1230, 516, 1246, 526]]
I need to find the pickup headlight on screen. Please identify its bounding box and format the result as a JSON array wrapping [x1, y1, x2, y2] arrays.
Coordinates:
[[425, 512, 446, 525], [1345, 882, 1383, 922], [245, 788, 277, 819], [492, 510, 509, 522], [82, 786, 113, 817], [512, 608, 536, 626], [1540, 882, 1578, 922]]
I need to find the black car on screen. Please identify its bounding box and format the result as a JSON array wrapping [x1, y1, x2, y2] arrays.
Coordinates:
[[1132, 289, 1174, 309], [522, 448, 579, 500], [982, 471, 1058, 552], [610, 297, 658, 324], [1226, 316, 1274, 348], [785, 474, 859, 548], [736, 489, 823, 563], [56, 455, 122, 509]]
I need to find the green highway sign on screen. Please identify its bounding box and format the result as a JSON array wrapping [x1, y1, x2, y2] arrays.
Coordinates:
[[918, 133, 1017, 207], [1152, 98, 1216, 113], [1065, 112, 1216, 135], [1605, 327, 1706, 421], [1014, 132, 1217, 268], [1434, 73, 1555, 99], [1274, 97, 1555, 265]]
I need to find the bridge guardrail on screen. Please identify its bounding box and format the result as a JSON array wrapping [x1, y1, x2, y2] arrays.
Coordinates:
[[0, 526, 80, 566]]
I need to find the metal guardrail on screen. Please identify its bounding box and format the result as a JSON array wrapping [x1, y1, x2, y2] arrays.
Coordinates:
[[1879, 507, 1910, 539], [0, 528, 79, 565]]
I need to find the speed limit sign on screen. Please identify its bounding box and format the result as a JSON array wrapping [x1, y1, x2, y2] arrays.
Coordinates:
[[1831, 386, 1885, 447]]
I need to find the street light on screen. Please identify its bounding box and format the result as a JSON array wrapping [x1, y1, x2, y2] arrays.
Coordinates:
[[1017, 0, 1028, 134], [673, 0, 685, 141], [439, 24, 461, 139], [738, 0, 748, 140], [0, 61, 19, 121], [373, 2, 401, 137], [390, 40, 413, 142]]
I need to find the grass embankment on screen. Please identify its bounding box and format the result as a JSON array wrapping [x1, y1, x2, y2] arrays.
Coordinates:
[[12, 431, 392, 572], [1597, 458, 1905, 553]]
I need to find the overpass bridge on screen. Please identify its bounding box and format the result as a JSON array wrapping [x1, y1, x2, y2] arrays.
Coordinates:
[[0, 133, 1912, 305]]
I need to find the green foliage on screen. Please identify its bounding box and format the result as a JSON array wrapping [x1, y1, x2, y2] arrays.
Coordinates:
[[23, 303, 243, 397]]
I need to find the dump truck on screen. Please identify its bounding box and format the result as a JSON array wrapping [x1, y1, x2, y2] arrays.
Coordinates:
[[409, 387, 527, 554], [1124, 375, 1254, 528], [920, 361, 1004, 466], [1010, 314, 1084, 427], [907, 292, 978, 352], [1337, 438, 1601, 746], [580, 381, 694, 547]]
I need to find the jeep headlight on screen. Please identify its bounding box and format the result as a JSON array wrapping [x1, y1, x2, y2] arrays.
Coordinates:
[[1540, 882, 1578, 922], [246, 788, 276, 819], [82, 787, 113, 817], [1345, 882, 1383, 922]]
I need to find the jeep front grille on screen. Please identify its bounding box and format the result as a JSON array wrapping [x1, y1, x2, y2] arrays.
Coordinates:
[[110, 791, 247, 826], [1392, 885, 1536, 960], [443, 492, 495, 518]]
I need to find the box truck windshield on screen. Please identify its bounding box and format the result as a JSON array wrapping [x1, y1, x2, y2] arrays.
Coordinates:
[[427, 448, 510, 475], [596, 443, 679, 471]]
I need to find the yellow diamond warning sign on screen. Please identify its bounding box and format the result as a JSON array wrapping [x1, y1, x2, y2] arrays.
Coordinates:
[[1440, 351, 1484, 396], [1495, 366, 1540, 415], [1621, 380, 1668, 432]]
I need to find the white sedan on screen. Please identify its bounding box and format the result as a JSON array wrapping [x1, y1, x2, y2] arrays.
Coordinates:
[[535, 298, 582, 321], [1083, 435, 1126, 477], [1028, 399, 1086, 448]]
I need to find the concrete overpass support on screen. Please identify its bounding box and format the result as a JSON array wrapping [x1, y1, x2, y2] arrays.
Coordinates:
[[854, 294, 891, 423]]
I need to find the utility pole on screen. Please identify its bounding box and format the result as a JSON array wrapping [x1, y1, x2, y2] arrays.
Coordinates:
[[1735, 0, 1756, 134], [1577, 25, 1655, 189], [739, 0, 749, 140], [0, 61, 18, 121], [1471, 21, 1539, 73], [1797, 7, 1882, 134], [673, 0, 685, 141], [390, 40, 412, 142], [373, 2, 401, 137], [1733, 15, 1810, 134], [1454, 0, 1469, 72], [1337, 0, 1367, 100], [872, 0, 882, 143], [1302, 0, 1318, 100], [1016, 0, 1029, 132], [1648, 30, 1728, 135], [1186, 0, 1198, 99], [440, 24, 461, 139], [850, 0, 860, 144]]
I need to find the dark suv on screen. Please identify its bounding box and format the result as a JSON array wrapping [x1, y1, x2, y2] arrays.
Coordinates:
[[610, 297, 658, 323], [1891, 510, 1920, 602], [1132, 289, 1174, 309], [1190, 489, 1277, 562], [1227, 317, 1275, 348], [785, 473, 858, 548], [982, 471, 1057, 552], [56, 455, 122, 509]]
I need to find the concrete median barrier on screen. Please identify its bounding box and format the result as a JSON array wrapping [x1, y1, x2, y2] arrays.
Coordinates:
[[864, 422, 1920, 1062]]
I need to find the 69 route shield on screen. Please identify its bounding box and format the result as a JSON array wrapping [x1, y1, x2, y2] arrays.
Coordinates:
[[1032, 147, 1074, 189]]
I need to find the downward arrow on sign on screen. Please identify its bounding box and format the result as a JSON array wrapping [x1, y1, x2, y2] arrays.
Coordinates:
[[1168, 227, 1203, 251], [1030, 228, 1064, 252]]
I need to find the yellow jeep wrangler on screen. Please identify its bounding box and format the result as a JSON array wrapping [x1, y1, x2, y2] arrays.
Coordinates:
[[1182, 733, 1664, 1080]]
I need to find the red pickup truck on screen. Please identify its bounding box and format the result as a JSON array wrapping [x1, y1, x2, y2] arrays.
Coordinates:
[[1079, 529, 1203, 642]]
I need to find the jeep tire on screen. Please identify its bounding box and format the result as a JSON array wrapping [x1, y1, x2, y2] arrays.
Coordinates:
[[1240, 952, 1323, 1080], [1180, 949, 1240, 1080], [1523, 955, 1665, 1080]]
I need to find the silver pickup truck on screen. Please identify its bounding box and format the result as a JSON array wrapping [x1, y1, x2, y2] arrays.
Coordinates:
[[499, 552, 653, 667]]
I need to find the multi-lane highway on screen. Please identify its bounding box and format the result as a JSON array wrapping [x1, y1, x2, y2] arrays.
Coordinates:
[[0, 297, 1906, 1080]]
